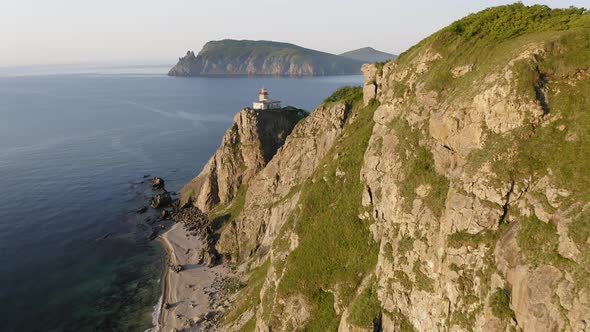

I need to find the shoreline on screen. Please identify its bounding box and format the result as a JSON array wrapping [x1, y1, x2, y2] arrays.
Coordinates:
[[154, 223, 229, 331], [156, 236, 172, 330]]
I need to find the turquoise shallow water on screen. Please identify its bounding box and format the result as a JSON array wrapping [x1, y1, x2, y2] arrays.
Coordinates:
[[0, 67, 363, 332]]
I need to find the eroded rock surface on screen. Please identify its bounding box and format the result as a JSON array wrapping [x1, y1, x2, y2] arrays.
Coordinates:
[[180, 108, 305, 211]]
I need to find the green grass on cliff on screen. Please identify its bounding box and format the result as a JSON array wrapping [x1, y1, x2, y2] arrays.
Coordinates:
[[445, 4, 586, 43], [569, 214, 590, 247], [447, 229, 500, 249], [347, 276, 381, 329], [390, 119, 449, 218], [209, 186, 248, 262], [274, 106, 310, 122], [221, 259, 269, 330], [490, 287, 515, 320], [518, 214, 572, 271], [466, 77, 590, 208], [269, 89, 380, 329], [393, 4, 589, 99], [518, 214, 590, 292], [208, 185, 248, 230], [323, 85, 363, 104]]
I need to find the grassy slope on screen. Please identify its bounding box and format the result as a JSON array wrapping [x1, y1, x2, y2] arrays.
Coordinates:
[[265, 88, 380, 330], [221, 259, 270, 331], [347, 276, 381, 328], [390, 118, 450, 218], [394, 4, 589, 99]]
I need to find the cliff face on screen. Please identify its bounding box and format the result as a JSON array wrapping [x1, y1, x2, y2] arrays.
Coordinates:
[[357, 8, 590, 330], [179, 107, 307, 212], [168, 40, 364, 77], [181, 5, 590, 332]]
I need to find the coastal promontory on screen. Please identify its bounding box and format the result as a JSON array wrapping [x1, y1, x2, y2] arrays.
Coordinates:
[[168, 40, 366, 77]]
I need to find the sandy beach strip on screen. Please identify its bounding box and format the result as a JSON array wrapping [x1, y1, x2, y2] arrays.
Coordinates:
[[157, 223, 228, 332]]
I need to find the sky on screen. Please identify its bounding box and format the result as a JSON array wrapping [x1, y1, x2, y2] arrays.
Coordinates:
[[1, 0, 589, 67]]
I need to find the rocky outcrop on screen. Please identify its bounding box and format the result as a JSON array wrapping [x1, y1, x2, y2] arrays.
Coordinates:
[[361, 63, 380, 106], [150, 192, 172, 209], [179, 5, 590, 332], [151, 176, 165, 190], [168, 51, 198, 76], [180, 107, 306, 212], [214, 101, 352, 261], [168, 40, 363, 77]]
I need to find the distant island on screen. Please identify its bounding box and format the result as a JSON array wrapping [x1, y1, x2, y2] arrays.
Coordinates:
[[168, 40, 394, 77], [339, 46, 396, 63]]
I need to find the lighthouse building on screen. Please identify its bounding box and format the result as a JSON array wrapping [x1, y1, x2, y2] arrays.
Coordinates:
[[252, 87, 281, 110]]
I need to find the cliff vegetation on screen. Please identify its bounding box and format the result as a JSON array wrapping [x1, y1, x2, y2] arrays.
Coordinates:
[[179, 4, 590, 331]]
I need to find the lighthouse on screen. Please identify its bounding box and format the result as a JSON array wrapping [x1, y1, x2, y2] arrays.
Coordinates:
[[253, 87, 281, 110], [259, 86, 269, 101]]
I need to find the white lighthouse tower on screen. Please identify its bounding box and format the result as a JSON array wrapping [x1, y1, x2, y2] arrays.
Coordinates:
[[253, 87, 281, 110]]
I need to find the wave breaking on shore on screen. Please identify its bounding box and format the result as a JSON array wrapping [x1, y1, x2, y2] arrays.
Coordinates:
[[145, 292, 162, 332]]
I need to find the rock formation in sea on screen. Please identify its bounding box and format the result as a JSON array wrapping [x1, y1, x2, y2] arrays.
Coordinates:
[[176, 4, 590, 331]]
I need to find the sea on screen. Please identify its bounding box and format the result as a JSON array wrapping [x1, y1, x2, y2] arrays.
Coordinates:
[[0, 64, 363, 332]]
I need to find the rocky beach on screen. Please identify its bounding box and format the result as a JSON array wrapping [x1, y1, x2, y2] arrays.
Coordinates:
[[157, 223, 231, 332], [141, 175, 231, 332]]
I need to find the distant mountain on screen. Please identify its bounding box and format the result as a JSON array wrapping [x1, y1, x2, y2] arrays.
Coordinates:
[[168, 40, 364, 77], [340, 47, 396, 63]]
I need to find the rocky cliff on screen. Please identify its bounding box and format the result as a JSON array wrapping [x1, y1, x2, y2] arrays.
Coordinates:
[[168, 40, 364, 77], [180, 4, 590, 331], [180, 107, 307, 212]]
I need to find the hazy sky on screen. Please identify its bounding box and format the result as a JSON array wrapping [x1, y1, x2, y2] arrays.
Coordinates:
[[1, 0, 589, 66]]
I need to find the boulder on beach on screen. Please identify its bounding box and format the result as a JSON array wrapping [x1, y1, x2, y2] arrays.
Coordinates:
[[169, 263, 184, 273]]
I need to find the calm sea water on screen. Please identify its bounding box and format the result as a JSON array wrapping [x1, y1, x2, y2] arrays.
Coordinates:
[[0, 66, 363, 332]]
